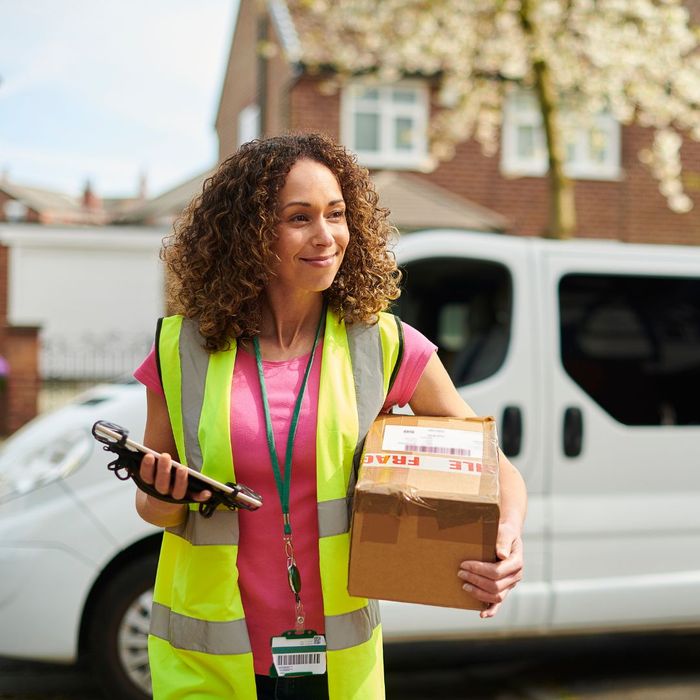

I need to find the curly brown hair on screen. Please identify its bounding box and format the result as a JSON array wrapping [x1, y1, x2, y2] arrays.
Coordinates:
[[163, 132, 402, 352]]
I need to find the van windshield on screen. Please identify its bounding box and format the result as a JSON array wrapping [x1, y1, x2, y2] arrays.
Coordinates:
[[393, 257, 512, 387]]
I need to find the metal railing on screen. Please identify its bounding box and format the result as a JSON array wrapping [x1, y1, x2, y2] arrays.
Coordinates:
[[39, 333, 152, 413]]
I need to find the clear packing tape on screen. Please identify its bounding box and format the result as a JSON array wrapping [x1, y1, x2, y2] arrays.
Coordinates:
[[354, 415, 501, 529]]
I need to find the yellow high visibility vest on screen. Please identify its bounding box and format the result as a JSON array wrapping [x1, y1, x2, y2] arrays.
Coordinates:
[[149, 307, 404, 699]]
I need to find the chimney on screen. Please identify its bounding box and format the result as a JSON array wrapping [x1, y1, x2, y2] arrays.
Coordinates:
[[82, 179, 101, 211], [138, 171, 148, 200]]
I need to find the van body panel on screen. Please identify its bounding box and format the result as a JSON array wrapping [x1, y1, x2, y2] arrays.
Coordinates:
[[541, 246, 700, 628]]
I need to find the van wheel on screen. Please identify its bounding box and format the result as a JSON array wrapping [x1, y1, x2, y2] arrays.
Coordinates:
[[87, 554, 157, 699]]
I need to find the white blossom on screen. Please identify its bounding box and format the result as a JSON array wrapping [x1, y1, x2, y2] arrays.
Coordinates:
[[640, 129, 693, 213]]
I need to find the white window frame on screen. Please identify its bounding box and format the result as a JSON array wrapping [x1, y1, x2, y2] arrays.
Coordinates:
[[500, 89, 621, 180], [237, 103, 261, 147], [341, 81, 429, 169], [3, 199, 28, 222]]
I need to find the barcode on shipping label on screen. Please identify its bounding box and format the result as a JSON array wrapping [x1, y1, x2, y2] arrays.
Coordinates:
[[381, 425, 484, 458]]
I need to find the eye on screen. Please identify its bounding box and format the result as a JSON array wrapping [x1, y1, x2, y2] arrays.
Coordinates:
[[329, 209, 346, 219], [289, 213, 310, 223]]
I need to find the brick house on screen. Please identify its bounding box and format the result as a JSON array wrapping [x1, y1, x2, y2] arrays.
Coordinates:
[[214, 0, 700, 245], [0, 242, 40, 435]]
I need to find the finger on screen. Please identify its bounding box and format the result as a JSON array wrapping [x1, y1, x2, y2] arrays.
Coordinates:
[[154, 453, 173, 495], [495, 537, 513, 561], [461, 579, 516, 606], [495, 526, 520, 561], [459, 555, 523, 581], [139, 453, 156, 485], [192, 490, 213, 503], [480, 601, 502, 619], [458, 568, 522, 595], [170, 465, 189, 501]]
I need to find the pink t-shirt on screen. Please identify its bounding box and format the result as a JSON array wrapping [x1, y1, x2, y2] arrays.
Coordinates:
[[134, 321, 436, 675]]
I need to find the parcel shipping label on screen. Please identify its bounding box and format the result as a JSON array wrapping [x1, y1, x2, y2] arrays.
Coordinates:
[[381, 424, 484, 458]]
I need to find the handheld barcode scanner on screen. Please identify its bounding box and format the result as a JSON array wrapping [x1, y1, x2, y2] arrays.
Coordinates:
[[92, 420, 263, 516]]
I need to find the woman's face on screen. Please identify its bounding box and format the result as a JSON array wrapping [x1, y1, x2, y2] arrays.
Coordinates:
[[269, 158, 349, 299]]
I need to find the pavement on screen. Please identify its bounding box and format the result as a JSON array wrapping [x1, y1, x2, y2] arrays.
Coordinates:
[[2, 631, 700, 699]]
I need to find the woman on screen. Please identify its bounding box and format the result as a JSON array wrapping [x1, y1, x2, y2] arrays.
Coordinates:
[[134, 133, 526, 699]]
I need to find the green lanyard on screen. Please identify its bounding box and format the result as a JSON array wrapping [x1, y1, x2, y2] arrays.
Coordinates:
[[253, 303, 325, 631]]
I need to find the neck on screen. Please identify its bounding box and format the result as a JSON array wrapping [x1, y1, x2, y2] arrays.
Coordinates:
[[258, 291, 325, 358]]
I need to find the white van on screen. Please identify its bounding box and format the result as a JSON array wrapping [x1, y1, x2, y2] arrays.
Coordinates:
[[1, 230, 699, 699]]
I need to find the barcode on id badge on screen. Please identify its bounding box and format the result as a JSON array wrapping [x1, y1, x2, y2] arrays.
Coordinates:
[[276, 653, 321, 665]]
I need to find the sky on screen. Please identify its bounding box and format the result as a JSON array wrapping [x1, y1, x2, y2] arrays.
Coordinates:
[[0, 0, 238, 199]]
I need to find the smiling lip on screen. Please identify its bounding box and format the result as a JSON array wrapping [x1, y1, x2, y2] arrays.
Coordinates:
[[300, 253, 337, 267]]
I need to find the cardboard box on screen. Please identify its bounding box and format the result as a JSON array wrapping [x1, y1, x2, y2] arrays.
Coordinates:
[[348, 414, 500, 611]]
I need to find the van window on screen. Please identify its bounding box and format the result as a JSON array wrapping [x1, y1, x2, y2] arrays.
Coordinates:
[[394, 257, 512, 386], [559, 274, 700, 426]]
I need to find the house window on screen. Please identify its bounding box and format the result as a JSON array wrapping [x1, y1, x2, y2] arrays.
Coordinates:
[[237, 104, 261, 147], [341, 83, 429, 169], [3, 200, 28, 222], [501, 90, 620, 180]]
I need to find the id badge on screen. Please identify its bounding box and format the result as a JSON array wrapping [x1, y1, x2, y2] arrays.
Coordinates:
[[270, 630, 327, 677]]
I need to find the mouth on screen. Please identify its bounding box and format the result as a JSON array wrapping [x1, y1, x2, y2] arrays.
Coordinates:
[[300, 253, 338, 266]]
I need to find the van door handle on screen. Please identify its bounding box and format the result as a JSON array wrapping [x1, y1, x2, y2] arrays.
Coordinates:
[[563, 407, 583, 457], [501, 406, 522, 457]]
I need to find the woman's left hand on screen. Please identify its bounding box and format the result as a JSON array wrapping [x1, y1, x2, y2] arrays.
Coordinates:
[[457, 521, 524, 619]]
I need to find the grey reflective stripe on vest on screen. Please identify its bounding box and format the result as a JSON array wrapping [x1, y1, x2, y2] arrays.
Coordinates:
[[167, 508, 240, 546], [150, 602, 251, 655], [325, 599, 381, 651], [317, 497, 349, 538], [316, 321, 390, 538], [179, 318, 209, 472], [316, 321, 387, 537], [346, 321, 385, 470]]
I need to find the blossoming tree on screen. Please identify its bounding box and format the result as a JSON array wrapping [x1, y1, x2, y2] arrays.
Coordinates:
[[293, 0, 700, 238]]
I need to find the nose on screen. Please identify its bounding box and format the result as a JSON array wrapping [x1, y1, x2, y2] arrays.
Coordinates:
[[312, 218, 334, 247]]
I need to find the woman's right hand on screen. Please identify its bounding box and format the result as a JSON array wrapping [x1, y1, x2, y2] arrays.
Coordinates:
[[135, 388, 212, 528], [137, 452, 212, 523], [139, 452, 211, 503]]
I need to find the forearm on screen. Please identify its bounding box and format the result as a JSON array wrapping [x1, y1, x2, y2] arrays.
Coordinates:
[[497, 452, 527, 531], [135, 488, 187, 528], [135, 388, 189, 528]]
